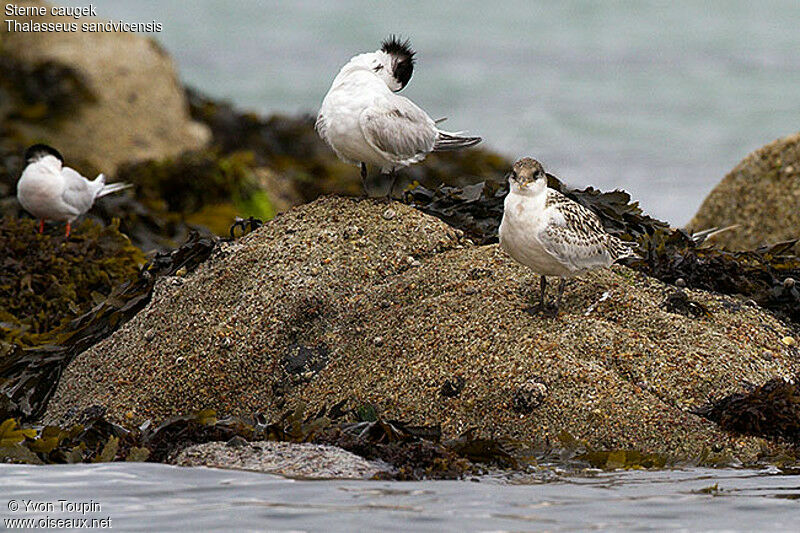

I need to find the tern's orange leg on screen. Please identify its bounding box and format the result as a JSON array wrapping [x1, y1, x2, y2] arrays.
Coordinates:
[[38, 219, 45, 233], [65, 221, 71, 238]]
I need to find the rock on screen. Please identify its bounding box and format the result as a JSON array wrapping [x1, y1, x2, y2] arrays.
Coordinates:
[[173, 440, 390, 479], [46, 197, 800, 460], [688, 132, 800, 250], [1, 0, 209, 174], [511, 380, 548, 414]]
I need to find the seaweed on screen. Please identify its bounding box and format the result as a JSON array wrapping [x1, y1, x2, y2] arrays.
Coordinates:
[[631, 233, 800, 324], [0, 231, 217, 421], [404, 174, 669, 246], [0, 404, 780, 476], [693, 376, 800, 444], [115, 149, 274, 226], [0, 217, 144, 346]]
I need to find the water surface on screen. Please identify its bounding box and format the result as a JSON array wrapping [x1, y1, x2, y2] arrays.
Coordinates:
[[3, 463, 800, 531]]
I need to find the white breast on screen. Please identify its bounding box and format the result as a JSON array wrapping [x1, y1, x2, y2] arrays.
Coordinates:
[[498, 190, 574, 277]]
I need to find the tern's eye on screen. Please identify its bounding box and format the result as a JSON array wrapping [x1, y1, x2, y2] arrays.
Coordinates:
[[373, 64, 383, 72]]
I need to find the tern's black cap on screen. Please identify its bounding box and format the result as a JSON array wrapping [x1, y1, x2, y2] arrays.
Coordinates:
[[381, 35, 415, 90], [24, 144, 64, 163]]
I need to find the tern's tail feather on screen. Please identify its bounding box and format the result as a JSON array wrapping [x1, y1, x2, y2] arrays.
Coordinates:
[[97, 176, 133, 198], [434, 131, 482, 151]]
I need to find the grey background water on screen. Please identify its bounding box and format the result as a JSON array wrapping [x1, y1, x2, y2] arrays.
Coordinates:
[[3, 463, 800, 531], [63, 0, 800, 225]]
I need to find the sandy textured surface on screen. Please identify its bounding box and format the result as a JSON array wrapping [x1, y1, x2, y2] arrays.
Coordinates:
[[47, 197, 800, 460]]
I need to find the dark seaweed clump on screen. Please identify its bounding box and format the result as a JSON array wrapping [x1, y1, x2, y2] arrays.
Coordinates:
[[114, 149, 274, 238], [1, 403, 755, 476], [405, 174, 669, 246], [694, 377, 800, 444], [0, 406, 481, 479], [0, 231, 217, 421], [0, 217, 144, 349]]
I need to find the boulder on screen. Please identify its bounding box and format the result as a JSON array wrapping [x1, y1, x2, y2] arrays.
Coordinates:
[[689, 132, 800, 250], [173, 440, 390, 479], [46, 197, 800, 460], [1, 0, 209, 174]]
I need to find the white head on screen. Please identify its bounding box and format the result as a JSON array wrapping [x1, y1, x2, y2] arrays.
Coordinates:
[[344, 35, 416, 92], [507, 157, 548, 197]]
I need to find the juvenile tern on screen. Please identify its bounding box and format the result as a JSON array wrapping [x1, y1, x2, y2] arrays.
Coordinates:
[[499, 158, 637, 314], [316, 36, 482, 197], [16, 144, 132, 237]]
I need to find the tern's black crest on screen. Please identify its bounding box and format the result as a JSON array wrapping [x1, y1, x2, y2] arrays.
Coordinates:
[[381, 35, 415, 90], [24, 143, 64, 164]]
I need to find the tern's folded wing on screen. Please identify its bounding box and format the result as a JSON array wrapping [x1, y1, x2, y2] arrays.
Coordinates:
[[537, 192, 620, 270], [60, 167, 93, 215], [538, 222, 615, 272], [359, 97, 438, 164]]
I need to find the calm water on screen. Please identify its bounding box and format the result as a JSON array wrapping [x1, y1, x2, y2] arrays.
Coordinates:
[[62, 0, 800, 224], [2, 463, 800, 531]]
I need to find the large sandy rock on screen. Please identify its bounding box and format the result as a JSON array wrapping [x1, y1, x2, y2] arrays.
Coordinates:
[[1, 0, 209, 173], [689, 132, 800, 250], [46, 197, 800, 459]]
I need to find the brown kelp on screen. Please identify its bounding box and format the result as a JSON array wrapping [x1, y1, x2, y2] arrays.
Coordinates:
[[405, 174, 669, 246], [0, 403, 758, 476], [693, 377, 800, 444], [0, 231, 217, 421], [0, 217, 144, 348]]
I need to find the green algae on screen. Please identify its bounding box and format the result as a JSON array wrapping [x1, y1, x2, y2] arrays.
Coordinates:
[[115, 149, 275, 238]]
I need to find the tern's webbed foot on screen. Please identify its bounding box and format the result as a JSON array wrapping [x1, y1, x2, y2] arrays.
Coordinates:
[[523, 302, 559, 318]]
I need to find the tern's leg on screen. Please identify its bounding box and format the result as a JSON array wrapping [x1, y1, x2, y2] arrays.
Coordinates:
[[360, 162, 368, 196], [554, 278, 567, 311], [540, 275, 547, 309], [525, 275, 550, 316], [65, 221, 71, 238], [38, 219, 44, 234], [386, 169, 399, 201]]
